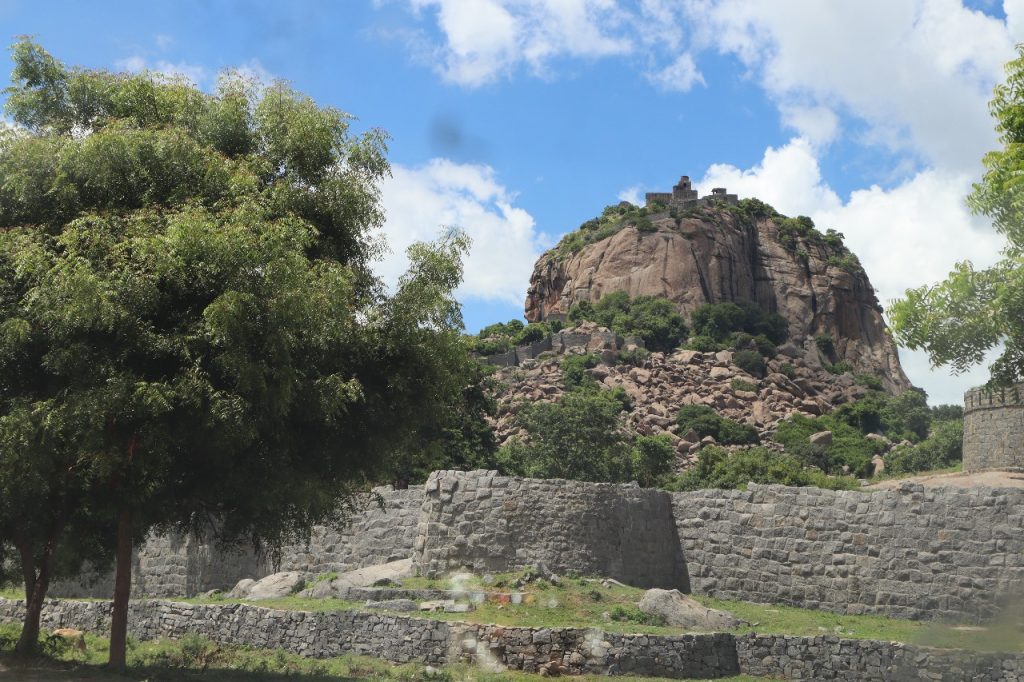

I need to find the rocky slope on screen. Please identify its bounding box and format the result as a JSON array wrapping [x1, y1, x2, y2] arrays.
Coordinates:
[[525, 205, 910, 393], [492, 321, 876, 469]]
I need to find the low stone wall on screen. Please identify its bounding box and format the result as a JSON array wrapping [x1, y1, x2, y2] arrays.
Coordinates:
[[414, 471, 687, 590], [736, 634, 1024, 682], [2, 598, 1022, 680], [964, 384, 1024, 473], [672, 483, 1024, 622]]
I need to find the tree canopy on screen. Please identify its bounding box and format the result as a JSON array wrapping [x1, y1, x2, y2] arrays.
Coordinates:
[[890, 46, 1024, 387], [0, 39, 479, 663]]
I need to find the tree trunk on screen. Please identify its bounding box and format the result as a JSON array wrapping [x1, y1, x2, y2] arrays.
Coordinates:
[[14, 535, 58, 656], [13, 532, 57, 655], [107, 507, 133, 670]]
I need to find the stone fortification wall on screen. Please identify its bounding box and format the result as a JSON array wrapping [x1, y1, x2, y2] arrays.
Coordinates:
[[275, 486, 423, 575], [53, 486, 421, 599], [964, 384, 1024, 473], [2, 598, 1022, 681], [413, 471, 687, 590], [673, 483, 1024, 622]]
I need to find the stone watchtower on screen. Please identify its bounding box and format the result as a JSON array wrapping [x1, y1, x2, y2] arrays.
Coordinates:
[[962, 384, 1024, 473], [644, 175, 738, 210]]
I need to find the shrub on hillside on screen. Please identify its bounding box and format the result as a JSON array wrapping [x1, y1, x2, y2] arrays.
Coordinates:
[[665, 447, 860, 491], [885, 420, 963, 475], [676, 405, 759, 445], [561, 353, 600, 389], [733, 350, 767, 378], [568, 292, 688, 352], [690, 300, 789, 346]]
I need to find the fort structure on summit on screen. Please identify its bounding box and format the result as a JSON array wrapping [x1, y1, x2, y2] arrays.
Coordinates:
[[644, 175, 738, 209]]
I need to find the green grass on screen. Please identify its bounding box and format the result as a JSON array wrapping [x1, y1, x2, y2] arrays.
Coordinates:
[[0, 623, 764, 681], [867, 462, 964, 484], [184, 571, 1024, 652]]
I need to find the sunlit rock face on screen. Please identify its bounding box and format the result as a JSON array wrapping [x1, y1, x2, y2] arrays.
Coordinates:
[[525, 206, 910, 393]]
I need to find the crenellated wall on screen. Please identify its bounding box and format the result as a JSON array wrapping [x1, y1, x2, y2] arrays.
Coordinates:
[[963, 384, 1024, 473]]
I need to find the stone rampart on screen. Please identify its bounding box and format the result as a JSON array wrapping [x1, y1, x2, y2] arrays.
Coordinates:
[[413, 471, 687, 590], [2, 598, 1021, 680], [48, 472, 1024, 625], [673, 483, 1024, 622], [964, 384, 1024, 473], [52, 486, 421, 599]]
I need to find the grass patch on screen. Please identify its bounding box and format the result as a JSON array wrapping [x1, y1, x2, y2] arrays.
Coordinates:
[[183, 570, 1023, 652]]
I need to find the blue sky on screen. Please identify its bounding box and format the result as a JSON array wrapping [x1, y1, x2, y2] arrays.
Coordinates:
[[1, 0, 1019, 404]]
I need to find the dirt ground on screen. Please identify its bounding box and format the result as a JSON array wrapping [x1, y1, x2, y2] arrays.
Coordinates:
[[866, 470, 1024, 490]]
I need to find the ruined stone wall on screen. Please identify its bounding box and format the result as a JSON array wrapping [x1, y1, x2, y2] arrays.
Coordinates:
[[672, 483, 1024, 622], [2, 598, 1021, 681], [53, 486, 421, 599], [275, 485, 423, 575], [413, 471, 687, 589], [964, 384, 1024, 473]]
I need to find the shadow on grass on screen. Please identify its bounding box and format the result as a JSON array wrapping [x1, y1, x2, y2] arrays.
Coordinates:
[[0, 651, 374, 681]]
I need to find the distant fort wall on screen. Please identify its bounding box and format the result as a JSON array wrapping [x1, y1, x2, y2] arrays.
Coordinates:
[[644, 175, 738, 210], [54, 471, 1024, 624], [963, 384, 1024, 473]]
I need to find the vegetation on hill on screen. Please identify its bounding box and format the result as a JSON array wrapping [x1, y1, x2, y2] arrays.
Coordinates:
[[567, 292, 689, 352], [685, 300, 788, 356], [465, 319, 562, 355], [891, 45, 1024, 387], [555, 201, 658, 257]]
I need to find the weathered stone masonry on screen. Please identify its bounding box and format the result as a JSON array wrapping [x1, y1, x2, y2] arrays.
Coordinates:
[[673, 483, 1024, 622], [61, 472, 1024, 625], [964, 383, 1024, 473], [1, 598, 1021, 681], [414, 471, 687, 590]]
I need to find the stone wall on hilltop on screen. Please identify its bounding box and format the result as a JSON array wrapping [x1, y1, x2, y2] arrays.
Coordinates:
[[525, 210, 910, 393]]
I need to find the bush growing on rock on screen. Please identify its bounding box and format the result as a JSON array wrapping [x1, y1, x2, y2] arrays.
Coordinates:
[[675, 405, 759, 445], [568, 292, 688, 352], [885, 420, 963, 475], [665, 447, 860, 491], [733, 350, 767, 378], [560, 353, 601, 389], [689, 300, 789, 352]]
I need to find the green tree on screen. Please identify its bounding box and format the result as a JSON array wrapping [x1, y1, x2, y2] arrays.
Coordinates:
[[891, 46, 1024, 386], [497, 390, 635, 482], [0, 41, 475, 665]]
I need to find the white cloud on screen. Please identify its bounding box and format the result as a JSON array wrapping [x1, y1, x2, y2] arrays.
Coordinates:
[[697, 137, 842, 217], [155, 34, 174, 50], [778, 103, 839, 147], [403, 0, 633, 86], [646, 52, 705, 92], [377, 159, 549, 304], [617, 185, 644, 205], [685, 0, 1014, 170], [115, 56, 209, 86], [696, 138, 1006, 403]]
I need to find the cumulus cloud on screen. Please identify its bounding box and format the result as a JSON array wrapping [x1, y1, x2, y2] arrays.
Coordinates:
[[406, 0, 632, 86], [645, 52, 705, 92], [376, 159, 549, 304], [685, 0, 1014, 170], [617, 185, 644, 205], [115, 56, 210, 87], [697, 138, 1005, 403]]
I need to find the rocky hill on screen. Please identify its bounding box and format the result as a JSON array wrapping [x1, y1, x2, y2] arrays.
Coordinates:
[[482, 192, 915, 471], [525, 199, 910, 393], [490, 321, 879, 468]]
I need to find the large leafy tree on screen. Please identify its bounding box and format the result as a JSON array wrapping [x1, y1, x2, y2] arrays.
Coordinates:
[[0, 40, 478, 665], [890, 46, 1024, 386]]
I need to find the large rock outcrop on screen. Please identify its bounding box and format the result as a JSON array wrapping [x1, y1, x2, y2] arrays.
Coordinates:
[[525, 208, 910, 392]]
